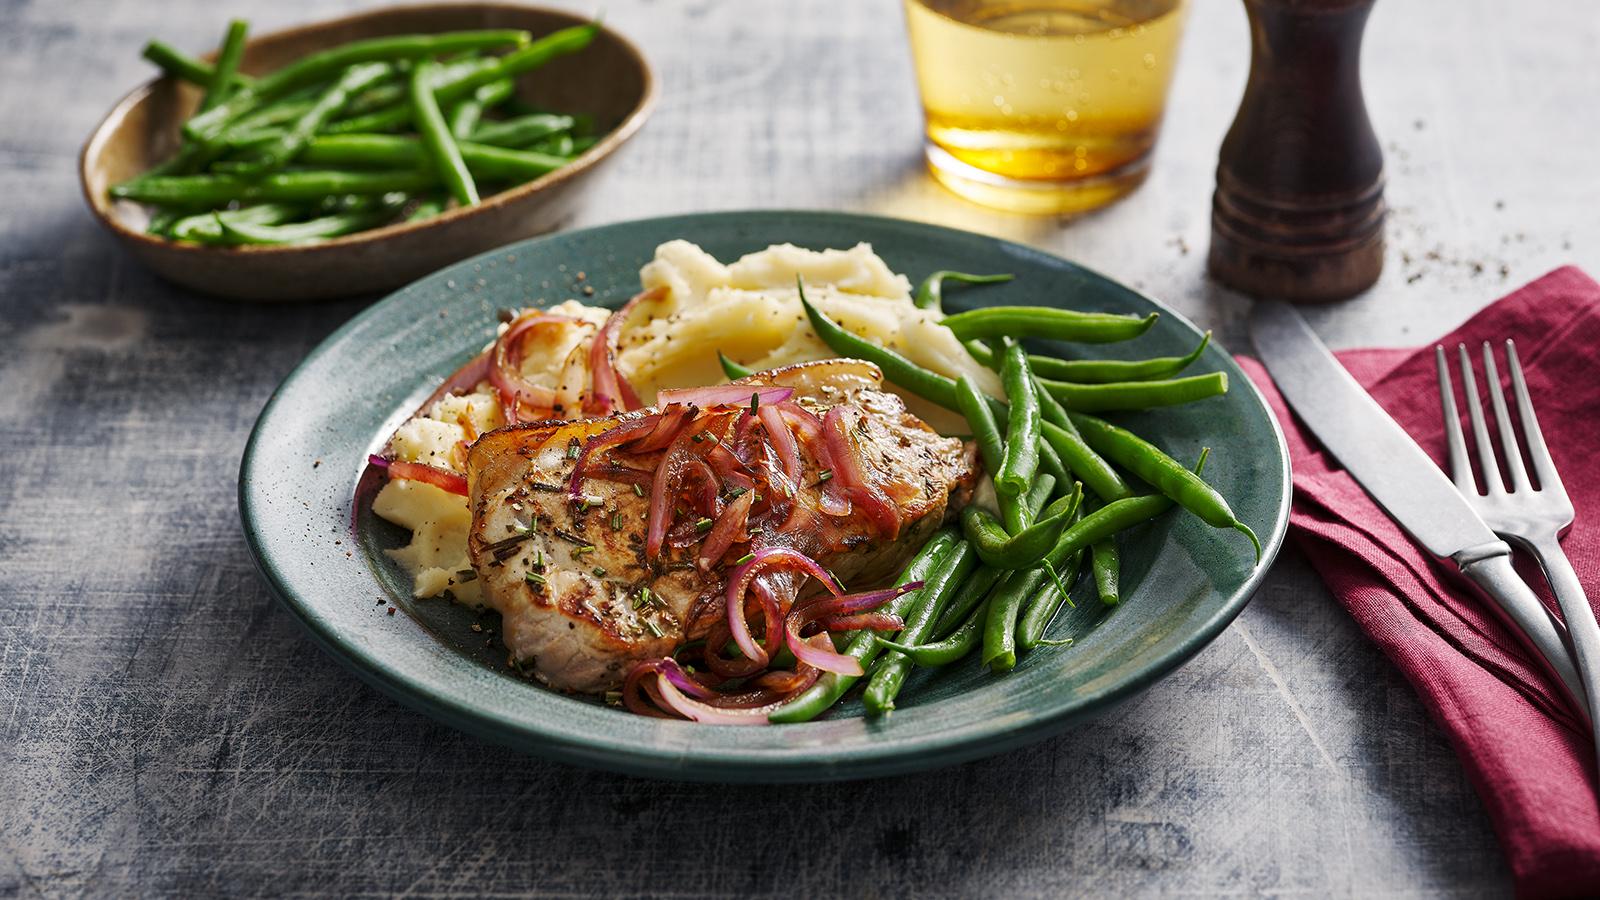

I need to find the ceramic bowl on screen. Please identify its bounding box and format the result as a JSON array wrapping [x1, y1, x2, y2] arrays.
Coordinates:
[[79, 3, 656, 302]]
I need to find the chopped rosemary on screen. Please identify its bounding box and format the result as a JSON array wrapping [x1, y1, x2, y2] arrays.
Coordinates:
[[728, 486, 748, 499], [695, 517, 714, 532], [735, 552, 755, 565], [747, 526, 764, 535], [525, 572, 547, 586], [818, 469, 834, 483], [603, 690, 622, 705], [632, 483, 646, 497], [573, 545, 596, 557], [566, 438, 581, 459], [750, 392, 760, 415], [645, 619, 665, 638], [691, 433, 705, 443], [610, 512, 624, 531], [592, 567, 607, 577]]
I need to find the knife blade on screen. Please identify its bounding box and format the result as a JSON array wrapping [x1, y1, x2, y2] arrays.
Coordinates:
[[1249, 300, 1587, 716]]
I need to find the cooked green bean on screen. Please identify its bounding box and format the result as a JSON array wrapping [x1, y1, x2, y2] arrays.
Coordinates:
[[1018, 450, 1208, 647], [167, 202, 299, 243], [221, 63, 393, 176], [183, 30, 529, 144], [145, 208, 182, 236], [1038, 372, 1228, 412], [983, 566, 1048, 673], [405, 196, 447, 223], [321, 24, 599, 135], [409, 61, 479, 205], [864, 539, 977, 714], [141, 40, 254, 88], [933, 476, 1056, 635], [963, 481, 1080, 569], [199, 21, 250, 113], [469, 113, 575, 148], [955, 375, 1004, 477], [1016, 547, 1087, 651], [718, 351, 753, 380], [449, 79, 514, 138], [298, 134, 567, 181], [965, 332, 1211, 384], [913, 270, 1011, 311], [1091, 535, 1120, 606], [225, 99, 316, 135], [215, 206, 399, 245], [767, 528, 959, 724], [1069, 412, 1259, 557], [996, 341, 1041, 512], [941, 306, 1158, 343], [111, 170, 434, 205], [341, 57, 483, 117], [879, 596, 990, 667], [532, 133, 576, 156]]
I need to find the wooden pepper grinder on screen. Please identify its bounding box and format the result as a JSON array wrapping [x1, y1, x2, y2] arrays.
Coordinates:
[[1209, 0, 1385, 303]]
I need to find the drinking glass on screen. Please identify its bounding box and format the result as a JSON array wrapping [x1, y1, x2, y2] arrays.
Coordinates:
[[904, 0, 1188, 214]]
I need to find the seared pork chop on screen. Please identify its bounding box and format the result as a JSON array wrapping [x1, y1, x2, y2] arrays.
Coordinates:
[[464, 359, 974, 693]]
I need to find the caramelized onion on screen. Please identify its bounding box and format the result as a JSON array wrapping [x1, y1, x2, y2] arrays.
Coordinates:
[[699, 488, 755, 571], [568, 415, 661, 501], [369, 454, 469, 497], [725, 548, 844, 664], [587, 286, 664, 416], [758, 404, 803, 487], [784, 582, 921, 675], [491, 312, 583, 423], [821, 407, 900, 539]]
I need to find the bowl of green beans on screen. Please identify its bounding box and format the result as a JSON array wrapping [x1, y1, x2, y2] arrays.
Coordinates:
[[80, 4, 656, 302]]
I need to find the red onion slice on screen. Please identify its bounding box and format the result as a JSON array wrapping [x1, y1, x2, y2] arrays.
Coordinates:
[[654, 673, 780, 725], [821, 407, 901, 539], [587, 286, 664, 416], [758, 404, 803, 487], [698, 489, 755, 571], [783, 582, 922, 675], [628, 403, 696, 453], [567, 415, 661, 500], [372, 456, 469, 497], [491, 312, 583, 423], [725, 548, 845, 664], [656, 385, 794, 409]]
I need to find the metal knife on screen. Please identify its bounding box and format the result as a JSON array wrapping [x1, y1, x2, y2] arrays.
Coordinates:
[[1249, 300, 1589, 720]]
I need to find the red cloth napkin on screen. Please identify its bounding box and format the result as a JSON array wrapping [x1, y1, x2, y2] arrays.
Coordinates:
[[1239, 266, 1600, 896]]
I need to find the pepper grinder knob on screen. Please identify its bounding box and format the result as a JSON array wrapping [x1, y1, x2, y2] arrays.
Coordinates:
[[1208, 0, 1385, 303]]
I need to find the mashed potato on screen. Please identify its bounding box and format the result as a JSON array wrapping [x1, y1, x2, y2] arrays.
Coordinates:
[[374, 240, 999, 601]]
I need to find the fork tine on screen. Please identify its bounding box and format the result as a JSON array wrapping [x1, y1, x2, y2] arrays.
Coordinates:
[[1504, 339, 1563, 494], [1481, 342, 1532, 493], [1457, 343, 1504, 494], [1434, 345, 1477, 493]]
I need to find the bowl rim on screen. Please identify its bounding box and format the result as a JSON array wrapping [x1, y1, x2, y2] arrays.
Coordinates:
[[78, 1, 658, 257]]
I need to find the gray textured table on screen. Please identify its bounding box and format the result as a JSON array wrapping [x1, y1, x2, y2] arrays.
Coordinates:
[[4, 0, 1596, 895]]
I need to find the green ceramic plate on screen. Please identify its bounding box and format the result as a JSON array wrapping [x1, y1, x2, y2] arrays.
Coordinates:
[[240, 210, 1290, 782]]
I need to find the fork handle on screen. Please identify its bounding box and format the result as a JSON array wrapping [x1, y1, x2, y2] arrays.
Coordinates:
[[1522, 535, 1600, 752], [1454, 541, 1591, 726]]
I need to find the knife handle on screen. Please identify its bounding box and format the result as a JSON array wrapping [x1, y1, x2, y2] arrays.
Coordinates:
[[1455, 541, 1590, 725]]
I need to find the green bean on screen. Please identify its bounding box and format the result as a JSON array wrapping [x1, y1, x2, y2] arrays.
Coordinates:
[[167, 202, 299, 243], [913, 270, 1012, 311], [409, 61, 479, 205], [199, 20, 250, 113], [864, 539, 977, 714], [718, 351, 753, 380], [215, 205, 399, 245], [1069, 412, 1259, 557], [532, 133, 577, 156], [1042, 333, 1211, 383], [141, 40, 254, 88], [1042, 419, 1130, 502], [941, 306, 1158, 344], [320, 24, 599, 135], [963, 481, 1080, 569], [298, 134, 567, 182], [337, 57, 495, 122], [469, 113, 574, 148], [221, 63, 392, 176], [183, 30, 530, 144], [983, 566, 1048, 672], [111, 170, 434, 205], [932, 475, 1056, 634], [954, 375, 1004, 477], [965, 331, 1210, 384], [1038, 372, 1228, 412], [767, 528, 959, 724], [1018, 450, 1210, 647], [225, 99, 316, 135], [878, 596, 990, 667], [405, 196, 447, 223], [996, 341, 1041, 509], [145, 208, 182, 236], [1016, 546, 1087, 651], [569, 135, 600, 153], [449, 79, 515, 138], [1091, 534, 1120, 606]]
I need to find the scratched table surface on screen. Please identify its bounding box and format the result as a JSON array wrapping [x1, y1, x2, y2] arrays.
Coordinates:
[[4, 0, 1597, 895]]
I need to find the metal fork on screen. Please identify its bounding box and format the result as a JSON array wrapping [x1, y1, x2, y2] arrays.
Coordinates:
[[1436, 340, 1600, 759]]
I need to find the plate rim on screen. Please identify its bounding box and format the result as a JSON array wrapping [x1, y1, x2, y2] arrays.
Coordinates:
[[238, 208, 1292, 782]]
